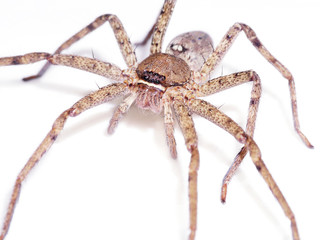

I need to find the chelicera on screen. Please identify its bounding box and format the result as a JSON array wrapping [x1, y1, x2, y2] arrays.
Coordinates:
[[134, 53, 191, 113], [0, 0, 313, 240]]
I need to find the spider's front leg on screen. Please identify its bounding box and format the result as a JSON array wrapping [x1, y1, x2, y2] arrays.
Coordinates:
[[0, 83, 128, 240], [107, 92, 138, 134], [201, 22, 312, 148], [0, 53, 123, 81], [150, 0, 177, 54], [197, 70, 262, 202], [188, 99, 300, 240], [22, 14, 137, 81], [164, 100, 177, 159], [172, 99, 199, 240]]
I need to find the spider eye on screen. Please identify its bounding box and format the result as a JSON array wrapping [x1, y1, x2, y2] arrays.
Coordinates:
[[141, 71, 165, 85]]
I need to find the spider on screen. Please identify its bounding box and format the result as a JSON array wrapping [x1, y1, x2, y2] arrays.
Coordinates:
[[0, 0, 313, 239]]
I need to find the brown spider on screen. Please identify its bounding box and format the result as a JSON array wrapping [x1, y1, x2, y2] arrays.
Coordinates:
[[0, 0, 313, 240]]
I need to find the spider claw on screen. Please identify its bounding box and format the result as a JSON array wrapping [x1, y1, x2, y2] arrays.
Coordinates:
[[221, 184, 227, 204], [22, 74, 41, 81], [298, 130, 314, 149], [170, 146, 177, 159], [107, 122, 116, 135], [304, 140, 314, 149], [23, 61, 51, 81]]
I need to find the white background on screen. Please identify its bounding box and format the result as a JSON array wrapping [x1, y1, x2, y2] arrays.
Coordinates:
[[0, 0, 319, 240]]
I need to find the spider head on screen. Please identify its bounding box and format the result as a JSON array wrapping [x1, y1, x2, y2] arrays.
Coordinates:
[[134, 53, 190, 113], [136, 53, 191, 90]]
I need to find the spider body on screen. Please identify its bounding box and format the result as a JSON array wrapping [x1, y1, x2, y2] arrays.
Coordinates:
[[134, 31, 214, 114], [0, 0, 313, 240]]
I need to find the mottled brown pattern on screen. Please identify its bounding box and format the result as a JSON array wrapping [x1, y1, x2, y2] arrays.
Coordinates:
[[200, 23, 312, 148], [137, 53, 190, 87], [22, 14, 136, 81], [0, 1, 313, 240], [188, 99, 246, 141], [173, 100, 197, 150], [49, 54, 123, 80], [198, 71, 257, 96], [150, 0, 176, 54], [164, 100, 177, 159], [107, 92, 137, 134], [0, 53, 50, 66], [173, 100, 199, 240]]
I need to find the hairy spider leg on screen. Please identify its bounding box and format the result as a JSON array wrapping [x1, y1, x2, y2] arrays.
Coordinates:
[[188, 98, 300, 240], [198, 22, 313, 204], [23, 14, 137, 81], [0, 83, 128, 240], [200, 22, 312, 149], [150, 0, 177, 54], [172, 100, 199, 240], [197, 70, 261, 202], [0, 53, 124, 82]]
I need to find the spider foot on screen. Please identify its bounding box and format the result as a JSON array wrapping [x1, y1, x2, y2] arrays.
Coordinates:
[[298, 130, 313, 149], [23, 61, 51, 81], [22, 74, 41, 81], [220, 183, 228, 204], [188, 229, 196, 240]]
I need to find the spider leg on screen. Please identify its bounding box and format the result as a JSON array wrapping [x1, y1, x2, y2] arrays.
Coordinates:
[[23, 14, 137, 81], [200, 22, 312, 148], [0, 53, 123, 82], [172, 100, 199, 240], [197, 70, 262, 202], [0, 83, 128, 240], [164, 99, 177, 159], [137, 0, 176, 50], [48, 54, 123, 81], [0, 53, 50, 65], [188, 98, 300, 240], [135, 22, 155, 48], [150, 0, 177, 54], [107, 92, 137, 134]]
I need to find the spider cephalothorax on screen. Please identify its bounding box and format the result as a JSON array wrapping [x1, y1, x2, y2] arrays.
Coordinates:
[[134, 53, 191, 113], [137, 53, 191, 87], [0, 0, 312, 240]]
